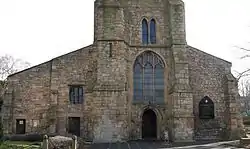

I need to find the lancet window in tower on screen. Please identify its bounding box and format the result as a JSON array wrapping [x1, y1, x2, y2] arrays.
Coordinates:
[[133, 51, 164, 103], [142, 19, 149, 44], [150, 19, 156, 44]]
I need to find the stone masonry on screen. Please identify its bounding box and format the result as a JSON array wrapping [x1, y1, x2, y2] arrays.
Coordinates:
[[3, 0, 243, 143]]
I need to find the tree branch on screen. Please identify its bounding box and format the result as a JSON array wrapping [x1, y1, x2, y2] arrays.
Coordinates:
[[0, 55, 30, 99], [235, 46, 250, 52], [235, 68, 250, 82], [241, 55, 250, 59]]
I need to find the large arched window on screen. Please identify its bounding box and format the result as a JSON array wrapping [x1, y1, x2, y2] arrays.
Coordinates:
[[199, 96, 215, 119], [142, 19, 148, 44], [133, 51, 164, 103], [150, 19, 156, 44]]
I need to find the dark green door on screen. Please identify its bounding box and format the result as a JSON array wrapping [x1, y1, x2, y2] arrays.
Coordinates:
[[68, 117, 80, 136], [16, 119, 26, 134]]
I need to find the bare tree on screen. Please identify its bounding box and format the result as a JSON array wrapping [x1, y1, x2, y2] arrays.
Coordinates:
[[239, 79, 250, 97], [234, 46, 250, 82], [0, 55, 30, 100]]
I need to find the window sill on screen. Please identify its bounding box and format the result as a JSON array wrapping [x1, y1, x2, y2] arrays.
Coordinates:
[[132, 101, 165, 105]]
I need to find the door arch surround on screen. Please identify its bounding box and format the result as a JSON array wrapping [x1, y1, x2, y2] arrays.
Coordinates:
[[141, 109, 157, 139]]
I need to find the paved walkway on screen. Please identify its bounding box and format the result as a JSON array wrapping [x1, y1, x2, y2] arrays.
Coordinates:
[[85, 140, 243, 149]]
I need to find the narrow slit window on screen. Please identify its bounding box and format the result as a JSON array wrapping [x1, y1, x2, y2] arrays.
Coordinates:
[[142, 19, 149, 44], [150, 19, 156, 44]]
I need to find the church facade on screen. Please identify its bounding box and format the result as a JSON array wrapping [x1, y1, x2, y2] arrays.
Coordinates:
[[3, 0, 243, 143]]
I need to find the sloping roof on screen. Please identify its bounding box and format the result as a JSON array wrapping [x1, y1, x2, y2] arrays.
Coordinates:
[[187, 45, 232, 65], [8, 44, 93, 78]]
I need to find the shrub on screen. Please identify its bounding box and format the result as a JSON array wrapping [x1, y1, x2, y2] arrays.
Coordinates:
[[9, 134, 26, 141], [0, 142, 10, 149], [0, 122, 3, 139], [9, 133, 43, 142], [24, 134, 43, 142], [0, 136, 9, 141], [0, 142, 41, 149]]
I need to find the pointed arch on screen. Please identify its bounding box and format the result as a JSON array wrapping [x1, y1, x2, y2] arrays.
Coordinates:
[[199, 96, 215, 119], [133, 51, 165, 103], [142, 19, 148, 44], [142, 109, 157, 138], [150, 19, 156, 44]]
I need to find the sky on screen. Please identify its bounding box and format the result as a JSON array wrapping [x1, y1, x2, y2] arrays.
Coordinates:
[[0, 0, 250, 75]]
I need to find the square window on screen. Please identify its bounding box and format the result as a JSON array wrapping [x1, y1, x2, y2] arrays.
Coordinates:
[[69, 86, 84, 104]]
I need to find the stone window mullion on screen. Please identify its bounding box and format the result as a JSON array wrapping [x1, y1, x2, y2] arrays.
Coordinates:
[[142, 64, 145, 103], [69, 86, 84, 104], [152, 57, 155, 104], [133, 51, 164, 104]]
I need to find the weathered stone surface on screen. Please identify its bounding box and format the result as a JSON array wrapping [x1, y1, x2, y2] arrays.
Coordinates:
[[188, 46, 244, 140], [48, 136, 77, 149], [2, 0, 243, 143]]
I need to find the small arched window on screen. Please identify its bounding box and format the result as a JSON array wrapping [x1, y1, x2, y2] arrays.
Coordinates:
[[199, 96, 215, 119], [142, 19, 148, 44], [150, 19, 156, 44]]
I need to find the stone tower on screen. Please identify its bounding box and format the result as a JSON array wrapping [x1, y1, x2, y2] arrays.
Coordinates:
[[91, 0, 129, 142], [91, 0, 195, 142]]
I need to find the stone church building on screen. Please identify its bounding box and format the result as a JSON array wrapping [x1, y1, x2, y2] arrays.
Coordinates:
[[3, 0, 243, 143]]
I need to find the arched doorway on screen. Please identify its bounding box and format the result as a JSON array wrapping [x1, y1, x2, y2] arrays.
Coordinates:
[[142, 109, 157, 139]]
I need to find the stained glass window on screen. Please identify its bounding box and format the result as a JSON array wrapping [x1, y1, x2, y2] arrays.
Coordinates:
[[154, 64, 164, 103], [199, 96, 215, 119], [133, 51, 164, 103], [150, 19, 156, 44], [133, 64, 143, 101], [142, 19, 148, 44]]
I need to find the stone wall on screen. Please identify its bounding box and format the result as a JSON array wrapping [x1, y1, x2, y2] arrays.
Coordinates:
[[126, 47, 172, 140], [125, 0, 171, 46], [3, 45, 97, 135], [187, 46, 242, 140], [49, 45, 95, 137], [94, 0, 172, 46], [3, 61, 51, 134]]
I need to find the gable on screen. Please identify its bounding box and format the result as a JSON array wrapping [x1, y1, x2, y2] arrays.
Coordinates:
[[187, 45, 232, 68], [8, 44, 93, 79]]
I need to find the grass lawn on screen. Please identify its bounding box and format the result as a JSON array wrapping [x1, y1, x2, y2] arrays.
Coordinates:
[[0, 141, 42, 149], [5, 141, 41, 145]]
